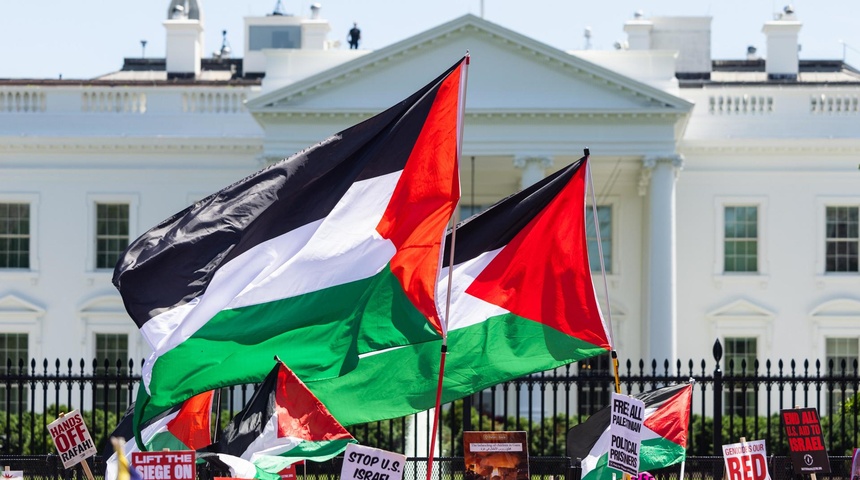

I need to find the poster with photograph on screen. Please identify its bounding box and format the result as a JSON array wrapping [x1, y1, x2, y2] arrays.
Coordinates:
[[463, 431, 529, 480]]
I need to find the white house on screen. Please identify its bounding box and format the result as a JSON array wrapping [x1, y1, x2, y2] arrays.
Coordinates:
[[1, 2, 858, 415]]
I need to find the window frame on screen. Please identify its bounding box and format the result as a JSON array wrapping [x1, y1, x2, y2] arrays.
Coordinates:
[[816, 197, 860, 280], [586, 196, 619, 277], [0, 193, 39, 278], [714, 197, 768, 279], [86, 194, 138, 274]]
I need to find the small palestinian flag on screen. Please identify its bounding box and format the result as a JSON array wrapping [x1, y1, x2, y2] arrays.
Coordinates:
[[114, 57, 467, 433], [567, 382, 694, 480], [303, 156, 612, 425], [104, 391, 213, 480], [200, 360, 355, 480]]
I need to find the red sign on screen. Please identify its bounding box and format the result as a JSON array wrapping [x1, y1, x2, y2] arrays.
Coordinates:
[[47, 410, 98, 468], [781, 408, 831, 474], [722, 439, 770, 480], [279, 465, 297, 480], [132, 451, 197, 480]]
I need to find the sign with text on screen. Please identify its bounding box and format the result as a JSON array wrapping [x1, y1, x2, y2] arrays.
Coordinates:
[[47, 410, 97, 469], [131, 451, 196, 480], [340, 443, 405, 480], [608, 392, 644, 476], [463, 431, 529, 480], [278, 464, 298, 480], [722, 439, 771, 480], [781, 408, 830, 474]]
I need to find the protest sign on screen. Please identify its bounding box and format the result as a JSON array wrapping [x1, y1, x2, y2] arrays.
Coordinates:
[[131, 451, 196, 480], [0, 470, 23, 480], [463, 431, 529, 480], [608, 392, 645, 476], [722, 439, 770, 480], [340, 443, 406, 480], [47, 410, 97, 469], [781, 407, 830, 474]]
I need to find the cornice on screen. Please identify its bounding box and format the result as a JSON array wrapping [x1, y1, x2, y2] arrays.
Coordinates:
[[680, 139, 860, 155], [252, 109, 687, 121], [0, 137, 263, 154]]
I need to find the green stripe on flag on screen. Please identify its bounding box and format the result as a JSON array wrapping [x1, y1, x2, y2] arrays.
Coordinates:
[[307, 311, 607, 426], [583, 437, 686, 480], [143, 266, 440, 419]]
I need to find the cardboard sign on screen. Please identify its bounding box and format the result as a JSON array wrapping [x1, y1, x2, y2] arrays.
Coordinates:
[[463, 431, 529, 480], [47, 410, 98, 469], [608, 392, 644, 476], [131, 451, 196, 480], [340, 444, 405, 480], [781, 408, 830, 474], [722, 439, 770, 480]]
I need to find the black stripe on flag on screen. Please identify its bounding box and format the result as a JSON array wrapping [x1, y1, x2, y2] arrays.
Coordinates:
[[444, 156, 586, 265], [114, 58, 465, 328]]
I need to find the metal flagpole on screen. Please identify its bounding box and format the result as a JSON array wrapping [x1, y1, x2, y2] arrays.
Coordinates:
[[585, 148, 621, 394], [426, 53, 469, 480]]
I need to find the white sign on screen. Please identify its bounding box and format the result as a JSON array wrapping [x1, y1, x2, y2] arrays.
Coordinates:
[[47, 410, 97, 469], [0, 471, 23, 480], [340, 443, 406, 480], [608, 392, 644, 476], [722, 439, 771, 480]]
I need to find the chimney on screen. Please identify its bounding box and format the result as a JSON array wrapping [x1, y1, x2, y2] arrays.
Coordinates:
[[623, 11, 653, 50], [762, 5, 801, 80], [164, 1, 204, 79]]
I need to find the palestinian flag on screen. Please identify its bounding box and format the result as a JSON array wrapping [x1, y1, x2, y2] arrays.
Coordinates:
[[113, 57, 467, 431], [303, 156, 612, 425], [104, 391, 213, 480], [199, 360, 355, 480], [567, 383, 694, 480]]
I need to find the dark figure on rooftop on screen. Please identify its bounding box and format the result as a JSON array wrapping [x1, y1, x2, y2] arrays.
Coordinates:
[[348, 23, 361, 49]]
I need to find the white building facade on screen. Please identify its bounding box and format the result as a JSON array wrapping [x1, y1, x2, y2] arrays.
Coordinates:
[[1, 3, 858, 414]]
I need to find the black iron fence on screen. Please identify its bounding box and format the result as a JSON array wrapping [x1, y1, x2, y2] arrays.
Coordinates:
[[1, 340, 858, 460]]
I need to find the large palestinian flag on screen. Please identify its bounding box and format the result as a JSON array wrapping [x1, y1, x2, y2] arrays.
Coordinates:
[[199, 360, 355, 480], [113, 58, 467, 431], [104, 391, 213, 480], [303, 156, 612, 425], [567, 383, 694, 480]]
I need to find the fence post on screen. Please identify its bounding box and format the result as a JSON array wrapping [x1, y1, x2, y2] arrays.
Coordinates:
[[713, 338, 723, 455]]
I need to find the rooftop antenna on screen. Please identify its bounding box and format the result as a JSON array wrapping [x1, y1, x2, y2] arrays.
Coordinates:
[[272, 0, 285, 16], [584, 26, 592, 50], [140, 40, 147, 58]]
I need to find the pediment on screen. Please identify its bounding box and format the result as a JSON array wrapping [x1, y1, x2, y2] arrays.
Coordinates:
[[0, 294, 45, 316], [79, 295, 126, 314], [247, 14, 691, 115], [810, 299, 860, 318], [707, 299, 775, 320]]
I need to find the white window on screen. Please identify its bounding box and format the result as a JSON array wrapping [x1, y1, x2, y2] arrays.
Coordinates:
[[87, 194, 138, 274], [0, 203, 30, 269], [586, 205, 612, 273], [724, 206, 758, 273], [714, 197, 768, 281], [825, 206, 859, 273], [0, 333, 29, 413], [94, 333, 130, 410], [825, 337, 858, 411], [724, 337, 758, 416]]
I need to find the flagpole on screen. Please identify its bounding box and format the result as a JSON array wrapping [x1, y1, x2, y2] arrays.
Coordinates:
[[585, 148, 622, 394], [426, 53, 470, 480]]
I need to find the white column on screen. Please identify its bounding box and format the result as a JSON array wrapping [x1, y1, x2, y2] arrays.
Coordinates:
[[642, 154, 683, 366], [513, 155, 553, 190]]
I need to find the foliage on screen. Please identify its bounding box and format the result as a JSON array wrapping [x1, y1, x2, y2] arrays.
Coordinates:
[[0, 404, 121, 456]]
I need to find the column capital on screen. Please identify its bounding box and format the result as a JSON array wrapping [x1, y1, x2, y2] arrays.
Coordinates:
[[642, 153, 684, 170], [513, 155, 553, 169], [639, 154, 684, 195]]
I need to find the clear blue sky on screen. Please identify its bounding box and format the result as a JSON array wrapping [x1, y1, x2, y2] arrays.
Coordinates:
[[2, 0, 859, 79]]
